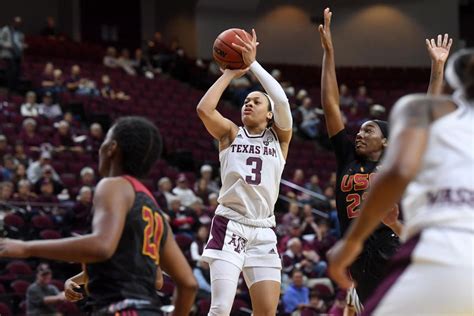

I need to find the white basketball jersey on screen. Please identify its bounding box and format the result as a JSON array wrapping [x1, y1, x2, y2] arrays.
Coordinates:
[[402, 93, 474, 240], [216, 127, 285, 227]]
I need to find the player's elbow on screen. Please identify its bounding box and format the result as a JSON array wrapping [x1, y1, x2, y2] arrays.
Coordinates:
[[196, 103, 209, 118], [177, 274, 198, 293], [91, 243, 115, 262]]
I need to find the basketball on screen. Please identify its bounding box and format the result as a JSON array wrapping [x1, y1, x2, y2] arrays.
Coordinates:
[[213, 28, 251, 70]]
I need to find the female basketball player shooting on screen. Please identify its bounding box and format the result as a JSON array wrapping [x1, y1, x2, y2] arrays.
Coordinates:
[[197, 29, 292, 316], [318, 7, 452, 313], [328, 49, 474, 315], [0, 117, 197, 315]]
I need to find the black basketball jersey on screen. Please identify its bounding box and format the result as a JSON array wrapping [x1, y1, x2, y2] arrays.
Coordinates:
[[330, 129, 399, 302], [330, 129, 396, 240], [84, 175, 168, 311]]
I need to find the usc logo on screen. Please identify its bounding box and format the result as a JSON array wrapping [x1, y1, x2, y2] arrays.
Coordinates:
[[340, 173, 376, 218]]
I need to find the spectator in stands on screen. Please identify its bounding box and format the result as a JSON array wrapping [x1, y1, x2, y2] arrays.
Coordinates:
[[282, 237, 327, 277], [285, 168, 305, 199], [85, 123, 103, 156], [295, 89, 308, 106], [207, 192, 218, 214], [147, 31, 171, 72], [328, 172, 336, 188], [305, 174, 323, 195], [19, 118, 43, 151], [194, 178, 210, 206], [12, 162, 28, 184], [103, 46, 119, 68], [190, 198, 211, 227], [1, 154, 16, 181], [0, 181, 14, 201], [282, 270, 310, 314], [40, 16, 58, 38], [21, 91, 40, 117], [0, 135, 9, 160], [62, 111, 81, 132], [197, 164, 219, 193], [281, 202, 301, 234], [117, 49, 136, 76], [132, 48, 154, 79], [323, 185, 335, 200], [38, 91, 62, 120], [36, 178, 60, 205], [354, 85, 373, 111], [27, 151, 57, 183], [100, 74, 130, 100], [53, 120, 83, 154], [339, 84, 355, 108], [300, 204, 321, 238], [51, 68, 65, 94], [297, 97, 320, 139], [369, 103, 386, 120], [312, 219, 337, 261], [79, 167, 96, 189], [172, 173, 198, 207], [71, 186, 93, 231], [12, 179, 37, 203], [301, 292, 327, 315], [65, 65, 82, 93], [168, 196, 195, 235], [155, 177, 175, 211], [26, 263, 65, 315], [40, 62, 55, 91], [193, 261, 212, 299], [34, 164, 63, 195], [0, 16, 25, 92], [190, 225, 209, 263], [327, 290, 347, 316]]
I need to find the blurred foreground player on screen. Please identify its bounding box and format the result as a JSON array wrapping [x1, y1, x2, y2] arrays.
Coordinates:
[[0, 116, 197, 315], [328, 48, 474, 315], [318, 7, 452, 313], [197, 29, 292, 315]]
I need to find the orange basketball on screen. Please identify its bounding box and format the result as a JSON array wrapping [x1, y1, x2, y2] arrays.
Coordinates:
[[213, 28, 251, 70]]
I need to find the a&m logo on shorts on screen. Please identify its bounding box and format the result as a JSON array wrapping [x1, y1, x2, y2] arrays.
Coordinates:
[[227, 233, 248, 253]]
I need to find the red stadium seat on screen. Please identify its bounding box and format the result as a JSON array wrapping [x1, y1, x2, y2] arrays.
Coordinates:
[[0, 302, 12, 316], [31, 215, 55, 230], [174, 234, 193, 251], [6, 260, 33, 276], [50, 279, 65, 291], [3, 213, 25, 229], [39, 229, 62, 239], [57, 301, 80, 315], [11, 280, 31, 296]]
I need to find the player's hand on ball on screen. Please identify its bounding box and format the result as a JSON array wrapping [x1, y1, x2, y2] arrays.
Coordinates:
[[0, 238, 28, 258], [327, 238, 363, 290], [232, 28, 258, 67], [318, 8, 334, 51], [426, 34, 453, 64], [64, 279, 84, 302]]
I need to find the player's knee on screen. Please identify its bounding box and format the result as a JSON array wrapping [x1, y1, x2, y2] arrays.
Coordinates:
[[208, 301, 233, 316]]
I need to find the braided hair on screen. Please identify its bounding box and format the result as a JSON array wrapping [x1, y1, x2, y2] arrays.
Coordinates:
[[111, 116, 162, 178]]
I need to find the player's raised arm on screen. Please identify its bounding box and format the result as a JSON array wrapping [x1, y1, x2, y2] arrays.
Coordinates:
[[233, 28, 293, 157], [196, 69, 244, 148], [319, 8, 344, 138], [426, 34, 453, 95], [327, 94, 433, 289]]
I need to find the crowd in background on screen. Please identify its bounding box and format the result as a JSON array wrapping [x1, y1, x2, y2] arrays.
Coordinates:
[[0, 15, 394, 316]]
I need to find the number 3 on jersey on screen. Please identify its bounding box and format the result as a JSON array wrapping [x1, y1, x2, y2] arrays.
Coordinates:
[[142, 206, 163, 264], [245, 157, 262, 185]]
